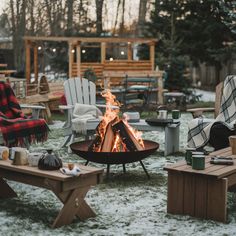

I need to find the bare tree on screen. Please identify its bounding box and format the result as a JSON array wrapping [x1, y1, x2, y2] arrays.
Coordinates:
[[119, 0, 125, 35], [67, 0, 74, 35], [137, 0, 148, 36], [95, 0, 104, 35], [113, 0, 121, 34]]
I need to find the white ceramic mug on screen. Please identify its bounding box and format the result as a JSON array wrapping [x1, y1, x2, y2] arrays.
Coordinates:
[[157, 110, 168, 119]]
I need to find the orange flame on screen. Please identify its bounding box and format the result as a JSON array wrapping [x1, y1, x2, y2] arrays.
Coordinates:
[[97, 89, 144, 152]]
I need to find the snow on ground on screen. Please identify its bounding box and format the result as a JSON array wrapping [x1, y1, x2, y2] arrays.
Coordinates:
[[195, 89, 215, 102], [1, 110, 236, 236]]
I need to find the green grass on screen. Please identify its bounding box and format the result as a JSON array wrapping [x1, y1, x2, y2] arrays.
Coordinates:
[[51, 111, 66, 121]]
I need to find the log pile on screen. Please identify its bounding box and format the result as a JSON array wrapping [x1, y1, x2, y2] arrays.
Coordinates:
[[88, 118, 144, 152]]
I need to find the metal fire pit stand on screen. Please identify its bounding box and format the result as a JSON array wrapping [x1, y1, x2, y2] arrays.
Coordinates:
[[84, 161, 150, 179], [70, 140, 159, 180]]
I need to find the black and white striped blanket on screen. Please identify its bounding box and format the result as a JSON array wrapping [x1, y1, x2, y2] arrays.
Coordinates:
[[188, 75, 236, 149]]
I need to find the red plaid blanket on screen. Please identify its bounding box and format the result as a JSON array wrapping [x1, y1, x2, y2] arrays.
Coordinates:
[[0, 82, 49, 146]]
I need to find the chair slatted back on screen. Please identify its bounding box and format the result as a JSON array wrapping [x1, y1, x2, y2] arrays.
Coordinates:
[[64, 78, 96, 106]]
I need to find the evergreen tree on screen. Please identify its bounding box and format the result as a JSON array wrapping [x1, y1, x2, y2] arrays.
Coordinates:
[[146, 0, 236, 89]]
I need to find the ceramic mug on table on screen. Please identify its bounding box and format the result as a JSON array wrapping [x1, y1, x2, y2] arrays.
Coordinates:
[[10, 147, 29, 164], [157, 110, 168, 119], [172, 109, 181, 120], [12, 149, 29, 165]]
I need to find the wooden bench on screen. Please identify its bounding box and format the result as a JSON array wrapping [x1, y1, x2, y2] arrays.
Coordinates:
[[0, 160, 103, 228], [103, 71, 165, 104], [164, 147, 236, 222]]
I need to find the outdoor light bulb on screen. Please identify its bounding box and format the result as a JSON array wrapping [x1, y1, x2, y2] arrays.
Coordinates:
[[38, 46, 42, 50], [82, 49, 86, 54], [120, 51, 125, 55], [52, 48, 56, 52], [71, 49, 75, 53], [109, 57, 113, 61]]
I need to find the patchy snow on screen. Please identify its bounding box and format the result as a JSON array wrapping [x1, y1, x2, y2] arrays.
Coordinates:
[[195, 89, 215, 102], [1, 112, 236, 236]]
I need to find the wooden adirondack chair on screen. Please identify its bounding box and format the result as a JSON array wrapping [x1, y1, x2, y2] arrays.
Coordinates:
[[187, 82, 223, 118], [59, 77, 102, 147]]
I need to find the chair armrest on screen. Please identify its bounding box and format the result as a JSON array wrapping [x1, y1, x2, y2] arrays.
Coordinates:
[[59, 105, 74, 110], [20, 104, 45, 110], [20, 104, 45, 119], [187, 107, 215, 118], [96, 104, 119, 109]]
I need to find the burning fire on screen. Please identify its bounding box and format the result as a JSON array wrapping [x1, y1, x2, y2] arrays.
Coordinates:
[[89, 90, 144, 152]]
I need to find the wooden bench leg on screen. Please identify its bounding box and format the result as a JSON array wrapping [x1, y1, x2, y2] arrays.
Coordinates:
[[0, 178, 17, 198], [52, 186, 95, 228]]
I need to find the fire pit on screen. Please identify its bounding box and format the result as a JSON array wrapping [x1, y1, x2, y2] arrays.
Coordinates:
[[70, 90, 159, 178], [70, 140, 159, 178]]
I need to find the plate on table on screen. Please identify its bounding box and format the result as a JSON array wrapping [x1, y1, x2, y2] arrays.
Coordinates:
[[145, 118, 173, 126]]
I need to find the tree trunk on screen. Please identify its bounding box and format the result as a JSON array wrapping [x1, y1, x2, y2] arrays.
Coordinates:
[[137, 0, 148, 36], [67, 0, 74, 35], [44, 0, 53, 35], [113, 0, 121, 34], [119, 0, 125, 35], [29, 0, 35, 34], [95, 0, 104, 35]]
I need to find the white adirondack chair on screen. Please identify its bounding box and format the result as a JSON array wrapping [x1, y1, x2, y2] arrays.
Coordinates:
[[59, 77, 102, 147]]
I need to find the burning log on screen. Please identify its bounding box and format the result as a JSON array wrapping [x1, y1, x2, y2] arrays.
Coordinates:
[[112, 120, 144, 152], [100, 121, 115, 152], [88, 118, 117, 152], [88, 89, 144, 153]]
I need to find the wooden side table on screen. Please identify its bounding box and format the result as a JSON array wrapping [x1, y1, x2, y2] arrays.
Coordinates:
[[164, 147, 236, 222]]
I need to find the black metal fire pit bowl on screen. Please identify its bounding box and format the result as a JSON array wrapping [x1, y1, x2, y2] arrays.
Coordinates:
[[70, 140, 159, 179]]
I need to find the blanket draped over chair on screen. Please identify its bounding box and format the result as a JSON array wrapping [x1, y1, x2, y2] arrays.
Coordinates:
[[188, 75, 236, 149], [0, 82, 49, 146], [72, 103, 102, 135]]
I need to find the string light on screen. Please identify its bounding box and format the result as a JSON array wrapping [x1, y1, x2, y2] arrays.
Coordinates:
[[109, 57, 113, 61], [38, 46, 42, 50], [52, 48, 56, 52], [71, 49, 75, 53], [82, 49, 86, 54]]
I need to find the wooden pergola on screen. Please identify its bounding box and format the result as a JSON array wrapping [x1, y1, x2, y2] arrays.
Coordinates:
[[24, 36, 158, 86]]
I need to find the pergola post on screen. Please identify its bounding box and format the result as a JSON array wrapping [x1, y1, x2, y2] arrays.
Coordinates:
[[68, 41, 73, 78], [150, 41, 155, 70], [76, 41, 81, 77], [128, 42, 132, 60], [33, 43, 38, 83], [25, 40, 31, 95], [101, 42, 106, 63]]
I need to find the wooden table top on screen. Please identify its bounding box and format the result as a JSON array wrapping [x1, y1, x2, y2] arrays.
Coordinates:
[[0, 70, 17, 75], [0, 160, 103, 182], [164, 147, 236, 179]]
